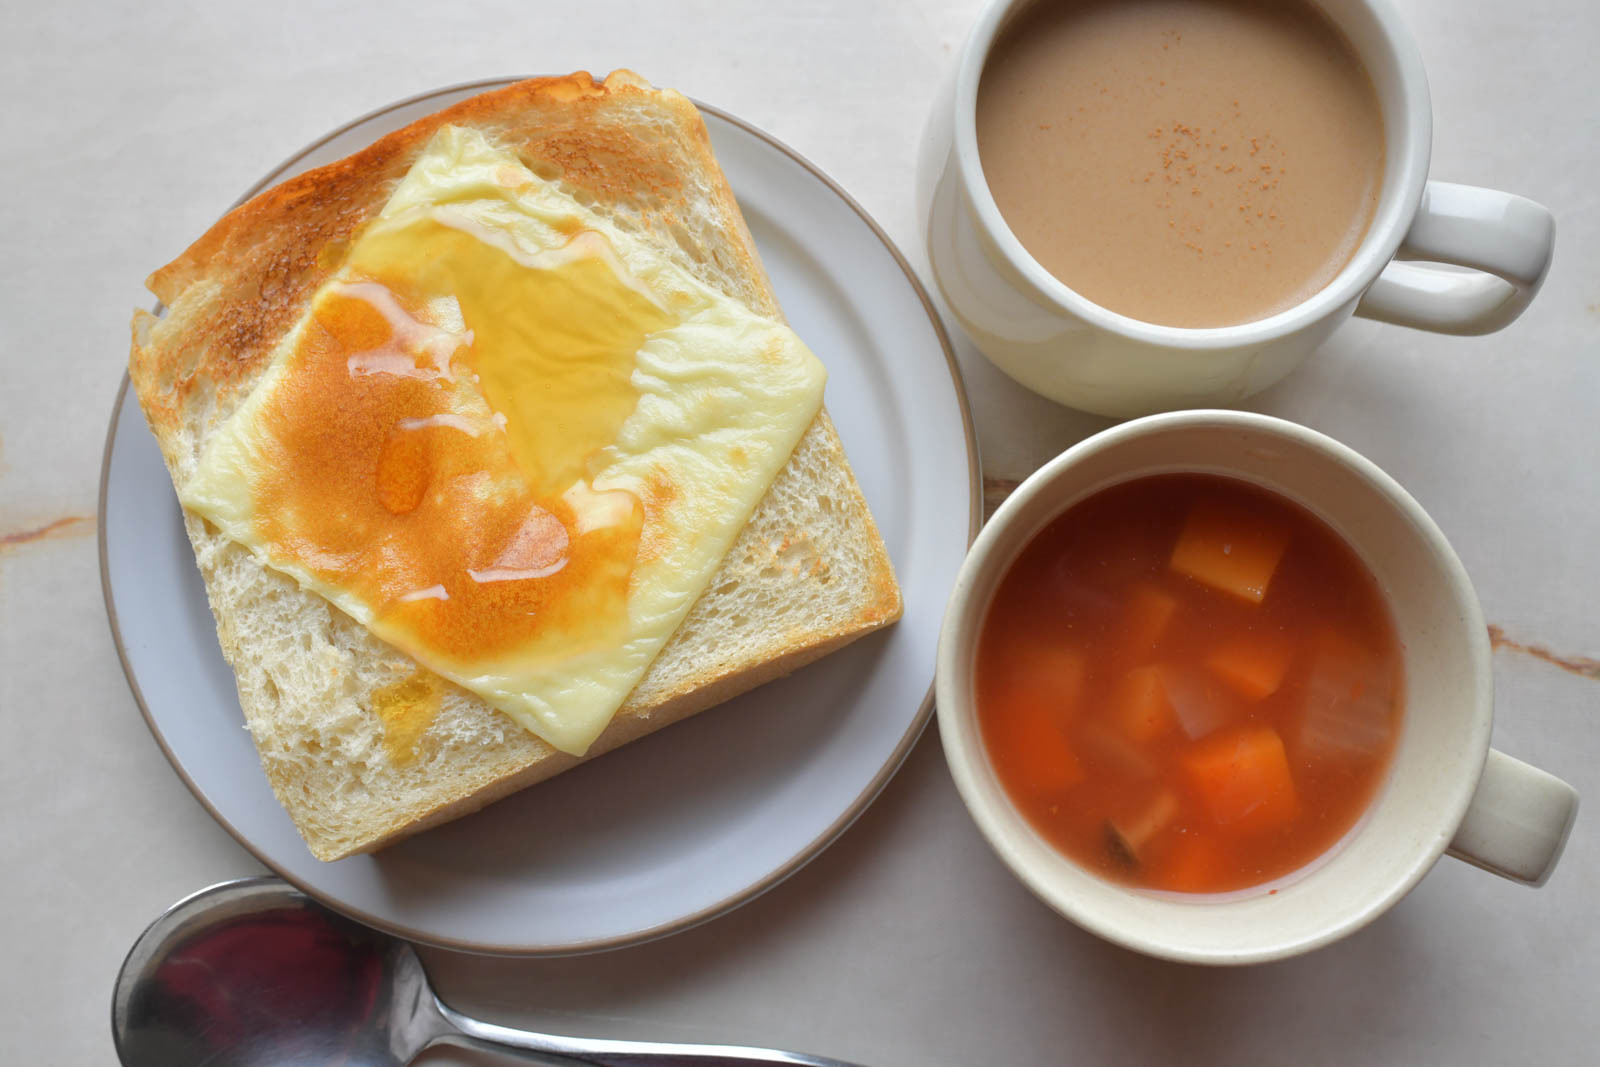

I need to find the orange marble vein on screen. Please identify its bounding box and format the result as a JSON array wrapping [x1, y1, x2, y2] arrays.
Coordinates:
[[0, 515, 94, 552], [1488, 625, 1600, 682]]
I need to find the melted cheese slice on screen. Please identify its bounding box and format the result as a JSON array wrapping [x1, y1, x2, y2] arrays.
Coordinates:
[[182, 126, 826, 754]]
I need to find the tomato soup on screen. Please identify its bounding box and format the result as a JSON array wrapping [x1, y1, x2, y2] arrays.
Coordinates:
[[975, 474, 1402, 893]]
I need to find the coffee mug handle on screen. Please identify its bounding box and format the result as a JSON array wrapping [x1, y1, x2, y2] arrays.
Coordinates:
[[1354, 181, 1555, 335], [1446, 748, 1579, 886]]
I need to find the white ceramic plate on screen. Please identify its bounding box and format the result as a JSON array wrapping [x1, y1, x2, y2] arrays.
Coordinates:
[[101, 80, 978, 955]]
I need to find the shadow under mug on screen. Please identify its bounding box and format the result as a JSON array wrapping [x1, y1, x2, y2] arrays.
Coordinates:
[[919, 0, 1558, 417], [934, 411, 1579, 964]]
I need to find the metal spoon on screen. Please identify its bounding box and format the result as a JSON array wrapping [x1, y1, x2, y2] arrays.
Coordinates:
[[113, 876, 864, 1067]]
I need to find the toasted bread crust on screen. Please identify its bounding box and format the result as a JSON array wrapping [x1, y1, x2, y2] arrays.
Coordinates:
[[129, 73, 901, 861], [134, 72, 776, 454]]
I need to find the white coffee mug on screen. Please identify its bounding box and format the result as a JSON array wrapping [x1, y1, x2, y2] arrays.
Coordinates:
[[934, 411, 1578, 964], [918, 0, 1557, 417]]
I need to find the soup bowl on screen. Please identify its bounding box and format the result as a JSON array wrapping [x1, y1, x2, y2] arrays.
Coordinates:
[[935, 410, 1577, 964]]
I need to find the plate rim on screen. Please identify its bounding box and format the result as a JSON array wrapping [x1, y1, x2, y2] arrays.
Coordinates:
[[99, 77, 981, 955]]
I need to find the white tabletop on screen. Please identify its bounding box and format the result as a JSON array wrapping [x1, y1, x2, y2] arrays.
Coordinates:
[[2, 1, 1595, 1063]]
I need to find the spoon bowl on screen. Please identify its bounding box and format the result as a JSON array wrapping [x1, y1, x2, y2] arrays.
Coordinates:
[[112, 877, 861, 1067]]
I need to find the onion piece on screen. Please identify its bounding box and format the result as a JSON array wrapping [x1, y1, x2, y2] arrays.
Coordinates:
[[1297, 630, 1397, 761], [1161, 665, 1238, 740]]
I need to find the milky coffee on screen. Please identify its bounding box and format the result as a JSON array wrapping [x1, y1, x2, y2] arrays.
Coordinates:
[[977, 0, 1384, 328]]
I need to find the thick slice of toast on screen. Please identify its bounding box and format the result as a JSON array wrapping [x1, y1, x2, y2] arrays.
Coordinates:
[[129, 71, 901, 861]]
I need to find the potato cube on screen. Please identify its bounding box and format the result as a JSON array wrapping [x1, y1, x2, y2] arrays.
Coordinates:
[[1106, 788, 1180, 866], [1110, 664, 1177, 743], [1170, 500, 1290, 604], [1114, 583, 1179, 656]]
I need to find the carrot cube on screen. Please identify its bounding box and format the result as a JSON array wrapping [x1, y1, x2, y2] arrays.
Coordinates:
[[1159, 834, 1230, 893], [1181, 726, 1299, 834], [991, 702, 1084, 793], [1169, 500, 1289, 604], [1206, 635, 1295, 700], [1114, 583, 1179, 656], [1110, 664, 1177, 743]]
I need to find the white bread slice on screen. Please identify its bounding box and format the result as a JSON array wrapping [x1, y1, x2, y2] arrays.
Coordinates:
[[128, 72, 901, 861]]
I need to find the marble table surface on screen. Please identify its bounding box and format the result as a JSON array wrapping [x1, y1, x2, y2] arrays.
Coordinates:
[[2, 0, 1594, 1063]]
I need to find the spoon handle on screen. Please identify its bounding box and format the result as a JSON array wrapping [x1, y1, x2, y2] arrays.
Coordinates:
[[436, 1001, 865, 1067]]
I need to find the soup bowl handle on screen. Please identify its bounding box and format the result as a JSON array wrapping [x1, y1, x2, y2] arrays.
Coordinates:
[[1445, 748, 1578, 886], [1353, 181, 1555, 336]]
